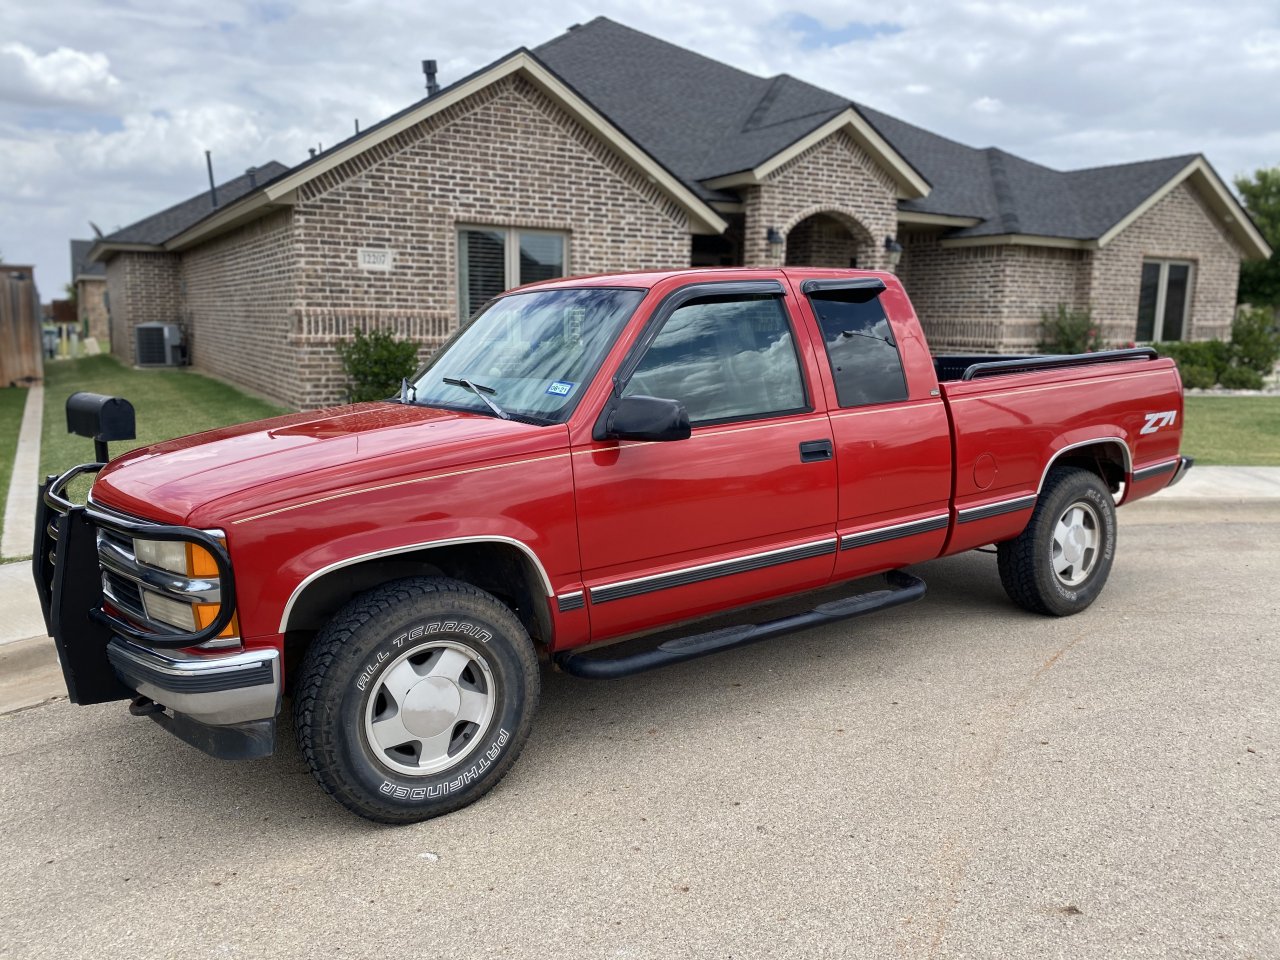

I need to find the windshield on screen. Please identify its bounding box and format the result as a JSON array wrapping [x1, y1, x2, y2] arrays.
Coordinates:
[[409, 287, 645, 423]]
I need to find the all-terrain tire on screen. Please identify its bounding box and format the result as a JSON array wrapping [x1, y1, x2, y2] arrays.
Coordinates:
[[293, 577, 540, 824], [997, 467, 1117, 617]]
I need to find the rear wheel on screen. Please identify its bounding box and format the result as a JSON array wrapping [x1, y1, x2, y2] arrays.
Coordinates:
[[294, 577, 539, 824], [997, 467, 1117, 616]]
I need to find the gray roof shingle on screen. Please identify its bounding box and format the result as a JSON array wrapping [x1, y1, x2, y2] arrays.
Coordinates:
[[103, 161, 291, 246], [539, 18, 1202, 241], [537, 19, 849, 198], [70, 239, 105, 278]]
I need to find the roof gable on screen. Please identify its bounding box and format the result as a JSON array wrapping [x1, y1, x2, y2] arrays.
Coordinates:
[[536, 19, 925, 196]]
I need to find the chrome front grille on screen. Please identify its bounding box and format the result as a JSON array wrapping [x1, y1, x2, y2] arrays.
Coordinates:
[[102, 569, 146, 618]]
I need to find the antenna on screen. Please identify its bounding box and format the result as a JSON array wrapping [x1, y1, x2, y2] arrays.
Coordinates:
[[89, 221, 103, 238], [205, 150, 219, 208]]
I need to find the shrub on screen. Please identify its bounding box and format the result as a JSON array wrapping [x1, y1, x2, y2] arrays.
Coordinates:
[[335, 329, 420, 403], [1230, 307, 1280, 375], [1219, 365, 1265, 390], [1178, 363, 1217, 390], [1037, 304, 1106, 354], [1156, 340, 1233, 381]]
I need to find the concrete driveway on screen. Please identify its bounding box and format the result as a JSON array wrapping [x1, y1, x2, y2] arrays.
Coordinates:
[[1, 501, 1276, 960]]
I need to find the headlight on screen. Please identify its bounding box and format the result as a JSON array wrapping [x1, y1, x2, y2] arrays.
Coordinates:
[[129, 537, 238, 645], [133, 539, 220, 577], [142, 591, 198, 631], [133, 539, 188, 574]]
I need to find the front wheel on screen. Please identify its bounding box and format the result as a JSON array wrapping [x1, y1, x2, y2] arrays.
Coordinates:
[[997, 467, 1117, 616], [293, 577, 540, 824]]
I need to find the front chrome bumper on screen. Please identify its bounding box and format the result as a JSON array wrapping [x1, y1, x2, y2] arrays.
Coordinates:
[[106, 639, 281, 760], [106, 639, 280, 727]]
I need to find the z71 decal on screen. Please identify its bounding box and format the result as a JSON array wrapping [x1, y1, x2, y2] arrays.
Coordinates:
[[1141, 410, 1177, 435]]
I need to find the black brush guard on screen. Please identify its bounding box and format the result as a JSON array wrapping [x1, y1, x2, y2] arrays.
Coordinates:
[[33, 462, 237, 705]]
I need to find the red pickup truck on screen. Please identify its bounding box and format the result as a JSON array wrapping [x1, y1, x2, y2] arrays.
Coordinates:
[[35, 268, 1191, 823]]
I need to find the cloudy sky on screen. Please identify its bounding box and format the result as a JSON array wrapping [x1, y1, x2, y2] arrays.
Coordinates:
[[3, 0, 1278, 296]]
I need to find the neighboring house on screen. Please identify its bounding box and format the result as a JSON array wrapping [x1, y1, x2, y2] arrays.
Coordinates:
[[88, 17, 1271, 410], [69, 239, 110, 344]]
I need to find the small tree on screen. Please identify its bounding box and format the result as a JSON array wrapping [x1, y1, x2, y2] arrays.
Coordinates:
[[1037, 304, 1106, 354], [335, 329, 420, 403], [1235, 165, 1280, 309]]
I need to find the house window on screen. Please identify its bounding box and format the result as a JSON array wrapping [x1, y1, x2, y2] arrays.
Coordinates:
[[1136, 259, 1193, 342], [457, 227, 567, 320]]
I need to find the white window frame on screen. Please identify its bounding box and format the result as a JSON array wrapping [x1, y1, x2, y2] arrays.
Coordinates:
[[1139, 258, 1195, 342], [457, 226, 569, 321]]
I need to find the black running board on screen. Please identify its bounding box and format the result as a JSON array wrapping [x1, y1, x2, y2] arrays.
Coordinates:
[[553, 570, 926, 680]]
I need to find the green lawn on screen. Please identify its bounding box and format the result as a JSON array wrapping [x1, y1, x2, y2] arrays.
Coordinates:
[[41, 356, 288, 494], [1182, 396, 1280, 466], [0, 387, 30, 547]]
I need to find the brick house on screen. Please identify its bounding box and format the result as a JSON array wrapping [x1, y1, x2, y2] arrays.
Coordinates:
[[88, 18, 1270, 409]]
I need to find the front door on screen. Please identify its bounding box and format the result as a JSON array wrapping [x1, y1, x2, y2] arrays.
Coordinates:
[[571, 282, 838, 640]]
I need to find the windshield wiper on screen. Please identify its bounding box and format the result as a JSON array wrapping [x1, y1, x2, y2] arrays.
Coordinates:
[[441, 376, 511, 420]]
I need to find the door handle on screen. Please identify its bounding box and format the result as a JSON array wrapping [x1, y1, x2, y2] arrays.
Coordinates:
[[799, 439, 833, 463]]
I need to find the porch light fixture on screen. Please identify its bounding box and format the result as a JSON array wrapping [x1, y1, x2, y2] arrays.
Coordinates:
[[884, 235, 903, 271], [766, 227, 784, 249]]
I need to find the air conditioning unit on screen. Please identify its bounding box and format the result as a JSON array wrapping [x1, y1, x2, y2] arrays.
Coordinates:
[[135, 322, 185, 367]]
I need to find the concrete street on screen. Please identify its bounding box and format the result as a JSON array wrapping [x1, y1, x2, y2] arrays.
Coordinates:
[[1, 500, 1277, 959]]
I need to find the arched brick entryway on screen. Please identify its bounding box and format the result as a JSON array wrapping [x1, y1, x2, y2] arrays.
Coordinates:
[[783, 210, 876, 269]]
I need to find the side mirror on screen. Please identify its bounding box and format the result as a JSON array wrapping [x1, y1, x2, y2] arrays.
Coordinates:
[[600, 395, 691, 442]]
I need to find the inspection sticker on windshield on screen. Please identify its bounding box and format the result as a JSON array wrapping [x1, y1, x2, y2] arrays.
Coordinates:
[[546, 381, 575, 397]]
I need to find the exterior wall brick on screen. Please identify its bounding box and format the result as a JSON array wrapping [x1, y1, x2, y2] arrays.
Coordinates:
[[283, 75, 690, 408], [900, 181, 1238, 353], [897, 234, 1014, 352], [784, 214, 861, 268], [130, 75, 691, 410], [1088, 181, 1241, 343], [899, 235, 1091, 353], [181, 209, 298, 406], [742, 131, 898, 272], [105, 252, 181, 365]]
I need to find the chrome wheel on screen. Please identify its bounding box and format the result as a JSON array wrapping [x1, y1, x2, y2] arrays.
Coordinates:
[[1051, 501, 1101, 587], [363, 640, 496, 776]]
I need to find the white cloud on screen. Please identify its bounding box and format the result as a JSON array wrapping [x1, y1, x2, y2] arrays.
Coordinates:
[[0, 42, 121, 108], [2, 0, 1278, 296]]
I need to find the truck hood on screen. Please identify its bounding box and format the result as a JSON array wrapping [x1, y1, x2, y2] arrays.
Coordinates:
[[91, 402, 565, 526]]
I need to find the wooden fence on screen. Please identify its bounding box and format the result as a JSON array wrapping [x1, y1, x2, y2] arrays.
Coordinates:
[[0, 266, 43, 387]]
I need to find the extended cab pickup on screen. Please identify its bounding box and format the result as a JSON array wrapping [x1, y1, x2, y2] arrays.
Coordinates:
[[34, 268, 1191, 823]]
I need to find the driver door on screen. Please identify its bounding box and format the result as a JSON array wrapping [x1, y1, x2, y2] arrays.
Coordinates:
[[570, 282, 839, 641]]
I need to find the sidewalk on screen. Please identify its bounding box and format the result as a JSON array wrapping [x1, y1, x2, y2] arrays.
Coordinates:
[[2, 465, 1279, 714], [1146, 464, 1280, 500], [0, 384, 43, 560]]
